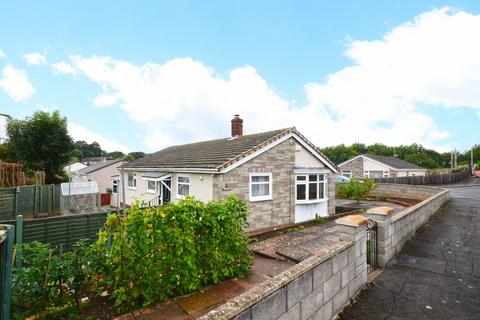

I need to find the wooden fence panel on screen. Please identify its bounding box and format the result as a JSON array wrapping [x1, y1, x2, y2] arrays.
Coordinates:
[[375, 170, 470, 185], [22, 212, 107, 250]]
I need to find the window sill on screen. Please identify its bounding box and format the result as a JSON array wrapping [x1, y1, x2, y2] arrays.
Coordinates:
[[127, 187, 137, 190], [295, 198, 329, 205], [249, 196, 273, 203], [146, 190, 156, 194]]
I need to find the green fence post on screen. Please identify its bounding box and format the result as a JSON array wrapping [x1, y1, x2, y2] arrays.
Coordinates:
[[2, 225, 14, 320], [13, 188, 19, 219], [51, 184, 54, 215], [15, 215, 23, 268]]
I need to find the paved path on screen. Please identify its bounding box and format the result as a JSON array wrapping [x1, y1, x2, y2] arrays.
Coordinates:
[[340, 180, 480, 320]]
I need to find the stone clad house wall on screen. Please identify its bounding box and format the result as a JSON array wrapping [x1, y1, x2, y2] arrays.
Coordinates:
[[213, 138, 296, 231], [213, 137, 336, 231], [339, 157, 364, 178]]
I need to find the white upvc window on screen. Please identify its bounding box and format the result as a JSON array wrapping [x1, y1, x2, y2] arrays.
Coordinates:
[[296, 174, 327, 203], [342, 171, 351, 178], [366, 171, 383, 179], [177, 175, 190, 197], [127, 172, 137, 189], [112, 180, 118, 194], [383, 171, 389, 178], [249, 172, 272, 202], [146, 180, 156, 193]]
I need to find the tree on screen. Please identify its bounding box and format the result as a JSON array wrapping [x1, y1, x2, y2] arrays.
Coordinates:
[[337, 178, 376, 205], [107, 151, 125, 159], [73, 141, 103, 158], [127, 151, 146, 160], [7, 111, 73, 184]]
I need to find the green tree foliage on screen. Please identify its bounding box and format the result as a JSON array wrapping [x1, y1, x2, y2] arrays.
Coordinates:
[[107, 151, 125, 159], [320, 142, 478, 169], [73, 141, 103, 158], [127, 151, 146, 160], [6, 111, 73, 183], [337, 178, 376, 204]]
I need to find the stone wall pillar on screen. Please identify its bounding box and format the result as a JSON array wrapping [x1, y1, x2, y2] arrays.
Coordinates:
[[366, 207, 394, 267]]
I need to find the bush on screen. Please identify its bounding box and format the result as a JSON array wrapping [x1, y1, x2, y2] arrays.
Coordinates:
[[11, 195, 253, 316], [96, 194, 253, 311], [337, 178, 376, 205], [11, 240, 94, 319]]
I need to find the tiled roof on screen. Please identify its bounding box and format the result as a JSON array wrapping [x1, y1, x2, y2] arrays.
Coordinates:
[[121, 128, 338, 171], [365, 154, 425, 170], [77, 159, 123, 175]]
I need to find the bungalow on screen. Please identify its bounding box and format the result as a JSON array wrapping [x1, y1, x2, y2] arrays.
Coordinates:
[[338, 154, 427, 179], [75, 159, 126, 193], [116, 116, 339, 232]]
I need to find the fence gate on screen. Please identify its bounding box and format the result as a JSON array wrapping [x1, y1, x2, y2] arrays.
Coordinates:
[[366, 219, 378, 273]]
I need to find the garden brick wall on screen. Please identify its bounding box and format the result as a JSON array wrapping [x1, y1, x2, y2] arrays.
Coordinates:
[[367, 184, 449, 267], [199, 215, 368, 320], [339, 157, 364, 178]]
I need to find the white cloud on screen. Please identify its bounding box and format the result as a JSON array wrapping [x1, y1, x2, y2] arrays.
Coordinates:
[[68, 122, 130, 153], [24, 52, 47, 65], [0, 64, 35, 102], [56, 7, 480, 151], [0, 49, 6, 60], [51, 61, 78, 76]]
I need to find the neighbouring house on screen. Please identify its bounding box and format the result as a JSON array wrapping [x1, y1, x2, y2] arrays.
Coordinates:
[[81, 156, 115, 166], [64, 162, 87, 177], [74, 159, 126, 193], [338, 154, 427, 179], [116, 115, 339, 232]]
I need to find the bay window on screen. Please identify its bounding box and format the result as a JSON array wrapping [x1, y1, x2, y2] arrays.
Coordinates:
[[296, 174, 326, 203], [249, 172, 272, 202]]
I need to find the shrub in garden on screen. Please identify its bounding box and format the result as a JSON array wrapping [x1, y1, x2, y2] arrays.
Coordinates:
[[337, 178, 376, 205], [11, 240, 94, 319], [95, 194, 253, 311]]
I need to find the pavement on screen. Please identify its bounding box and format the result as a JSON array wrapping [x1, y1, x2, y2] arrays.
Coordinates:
[[340, 178, 480, 320]]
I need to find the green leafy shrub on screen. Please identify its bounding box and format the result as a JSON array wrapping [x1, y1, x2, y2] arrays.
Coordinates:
[[11, 195, 253, 316], [96, 195, 253, 311], [377, 193, 389, 201], [11, 240, 94, 319], [337, 178, 376, 205]]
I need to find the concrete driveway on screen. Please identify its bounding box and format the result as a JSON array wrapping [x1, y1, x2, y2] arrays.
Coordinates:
[[339, 178, 480, 320]]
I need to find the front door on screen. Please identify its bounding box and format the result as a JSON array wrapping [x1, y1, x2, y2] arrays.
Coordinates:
[[161, 178, 171, 204]]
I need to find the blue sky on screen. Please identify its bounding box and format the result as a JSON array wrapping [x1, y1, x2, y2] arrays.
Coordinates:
[[0, 1, 479, 153]]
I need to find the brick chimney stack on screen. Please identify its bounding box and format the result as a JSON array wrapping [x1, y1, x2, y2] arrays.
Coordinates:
[[231, 115, 243, 137]]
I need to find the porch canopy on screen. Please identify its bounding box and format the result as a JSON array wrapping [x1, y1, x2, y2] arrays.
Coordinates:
[[142, 172, 171, 181]]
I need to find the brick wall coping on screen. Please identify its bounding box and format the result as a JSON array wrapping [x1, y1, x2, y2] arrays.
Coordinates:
[[367, 206, 394, 216], [391, 188, 449, 223], [335, 214, 368, 227], [198, 240, 354, 320]]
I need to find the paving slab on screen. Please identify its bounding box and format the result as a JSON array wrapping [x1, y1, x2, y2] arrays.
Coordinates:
[[340, 183, 480, 320]]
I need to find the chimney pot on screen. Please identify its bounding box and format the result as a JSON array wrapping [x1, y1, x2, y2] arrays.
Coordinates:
[[231, 115, 243, 137]]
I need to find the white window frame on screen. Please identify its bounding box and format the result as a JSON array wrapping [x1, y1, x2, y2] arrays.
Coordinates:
[[176, 175, 190, 198], [112, 180, 118, 194], [127, 172, 137, 189], [342, 171, 351, 178], [249, 172, 273, 202], [146, 179, 156, 194], [295, 174, 327, 204]]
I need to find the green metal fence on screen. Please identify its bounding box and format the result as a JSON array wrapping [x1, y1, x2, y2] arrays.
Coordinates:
[[0, 185, 61, 221]]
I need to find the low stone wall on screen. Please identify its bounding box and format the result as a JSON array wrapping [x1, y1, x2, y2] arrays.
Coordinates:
[[367, 184, 449, 267], [199, 216, 368, 320], [371, 183, 442, 200]]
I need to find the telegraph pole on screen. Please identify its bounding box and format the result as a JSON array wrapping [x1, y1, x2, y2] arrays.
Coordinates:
[[472, 147, 475, 175]]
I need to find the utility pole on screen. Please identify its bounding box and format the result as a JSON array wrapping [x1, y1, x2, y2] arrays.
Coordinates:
[[472, 147, 475, 175]]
